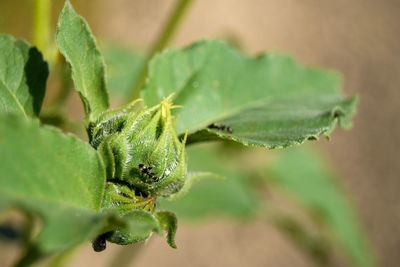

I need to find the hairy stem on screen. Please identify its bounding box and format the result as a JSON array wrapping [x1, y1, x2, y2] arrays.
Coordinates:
[[129, 0, 195, 101]]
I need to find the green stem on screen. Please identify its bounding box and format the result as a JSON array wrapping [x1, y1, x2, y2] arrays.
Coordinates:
[[128, 0, 195, 101], [33, 0, 51, 59], [148, 0, 194, 57]]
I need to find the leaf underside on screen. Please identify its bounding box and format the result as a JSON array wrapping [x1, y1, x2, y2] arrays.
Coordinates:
[[142, 40, 357, 148], [186, 96, 357, 148], [0, 34, 48, 118]]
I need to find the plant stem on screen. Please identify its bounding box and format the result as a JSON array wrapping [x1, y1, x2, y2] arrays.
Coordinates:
[[33, 0, 51, 59], [148, 0, 194, 57], [128, 0, 195, 101]]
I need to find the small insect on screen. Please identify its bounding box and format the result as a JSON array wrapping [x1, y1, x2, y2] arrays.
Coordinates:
[[208, 123, 233, 133], [138, 164, 159, 181]]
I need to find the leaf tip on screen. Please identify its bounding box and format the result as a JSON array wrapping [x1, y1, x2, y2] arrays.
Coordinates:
[[156, 211, 178, 249]]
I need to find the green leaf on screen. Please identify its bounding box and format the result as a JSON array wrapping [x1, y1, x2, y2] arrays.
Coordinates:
[[156, 211, 178, 248], [107, 210, 161, 245], [142, 40, 356, 148], [102, 44, 144, 99], [186, 96, 357, 148], [0, 34, 48, 118], [158, 144, 259, 220], [56, 1, 109, 121], [0, 114, 107, 256], [266, 148, 375, 267]]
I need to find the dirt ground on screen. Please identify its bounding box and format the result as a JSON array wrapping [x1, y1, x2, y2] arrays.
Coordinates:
[[1, 0, 399, 266]]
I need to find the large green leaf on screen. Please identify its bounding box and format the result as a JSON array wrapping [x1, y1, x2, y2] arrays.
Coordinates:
[[56, 1, 109, 121], [0, 114, 108, 258], [266, 148, 375, 267], [0, 34, 48, 118], [142, 40, 356, 148]]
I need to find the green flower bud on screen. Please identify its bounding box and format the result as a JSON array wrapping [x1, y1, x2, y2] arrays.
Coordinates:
[[89, 98, 186, 250], [89, 97, 187, 198]]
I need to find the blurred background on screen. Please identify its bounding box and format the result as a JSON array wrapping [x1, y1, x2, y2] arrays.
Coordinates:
[[1, 0, 399, 266]]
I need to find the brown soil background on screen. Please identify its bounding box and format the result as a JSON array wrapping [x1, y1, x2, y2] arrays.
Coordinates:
[[1, 0, 399, 266]]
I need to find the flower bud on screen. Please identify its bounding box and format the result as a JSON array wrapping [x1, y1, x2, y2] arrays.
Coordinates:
[[89, 98, 186, 249], [88, 97, 187, 198]]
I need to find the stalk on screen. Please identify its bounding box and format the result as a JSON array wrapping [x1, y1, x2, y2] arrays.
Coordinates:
[[33, 0, 51, 59], [129, 0, 195, 101]]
